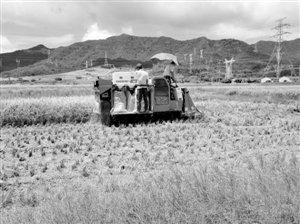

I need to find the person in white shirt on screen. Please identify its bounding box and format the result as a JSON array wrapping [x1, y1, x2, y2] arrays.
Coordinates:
[[135, 63, 149, 112]]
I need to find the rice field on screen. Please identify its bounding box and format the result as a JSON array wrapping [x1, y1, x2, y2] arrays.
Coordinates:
[[1, 83, 300, 223]]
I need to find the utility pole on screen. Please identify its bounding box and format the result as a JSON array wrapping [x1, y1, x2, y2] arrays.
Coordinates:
[[218, 60, 221, 82], [53, 59, 58, 73]]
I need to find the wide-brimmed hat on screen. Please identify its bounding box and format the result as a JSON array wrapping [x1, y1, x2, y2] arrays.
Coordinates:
[[135, 63, 143, 70]]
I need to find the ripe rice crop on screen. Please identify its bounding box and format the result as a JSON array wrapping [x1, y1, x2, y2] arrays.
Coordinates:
[[2, 152, 299, 224], [189, 84, 300, 103], [1, 117, 299, 223], [2, 83, 300, 100], [1, 84, 299, 127], [0, 84, 92, 99], [1, 83, 300, 224], [0, 96, 93, 126]]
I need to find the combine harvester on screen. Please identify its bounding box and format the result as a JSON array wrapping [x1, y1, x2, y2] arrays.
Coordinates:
[[93, 55, 201, 126]]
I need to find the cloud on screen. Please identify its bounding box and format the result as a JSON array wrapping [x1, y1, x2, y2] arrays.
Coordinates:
[[211, 24, 270, 43], [2, 1, 89, 37], [82, 23, 115, 41], [87, 1, 299, 42], [1, 34, 75, 52], [1, 1, 299, 51], [1, 35, 17, 53]]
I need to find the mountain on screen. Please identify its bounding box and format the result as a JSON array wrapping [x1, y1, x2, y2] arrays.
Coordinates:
[[51, 34, 264, 67], [1, 34, 299, 77], [0, 44, 49, 72], [254, 39, 300, 64]]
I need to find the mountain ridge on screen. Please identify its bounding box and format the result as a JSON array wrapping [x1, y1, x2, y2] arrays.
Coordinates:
[[0, 44, 50, 72], [1, 34, 299, 77]]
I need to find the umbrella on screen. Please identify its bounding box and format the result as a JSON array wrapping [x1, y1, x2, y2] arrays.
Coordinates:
[[151, 53, 179, 65]]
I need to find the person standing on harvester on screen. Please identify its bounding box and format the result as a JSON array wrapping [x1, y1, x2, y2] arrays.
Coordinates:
[[135, 63, 149, 112], [163, 61, 177, 86]]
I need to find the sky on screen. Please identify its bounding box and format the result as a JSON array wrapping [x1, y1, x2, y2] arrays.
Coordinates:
[[1, 0, 299, 53]]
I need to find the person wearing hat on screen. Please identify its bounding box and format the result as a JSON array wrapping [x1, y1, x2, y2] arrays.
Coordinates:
[[163, 61, 177, 86], [135, 63, 149, 112], [163, 61, 178, 100]]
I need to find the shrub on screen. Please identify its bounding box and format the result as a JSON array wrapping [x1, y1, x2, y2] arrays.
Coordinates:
[[233, 78, 242, 83], [221, 78, 232, 83]]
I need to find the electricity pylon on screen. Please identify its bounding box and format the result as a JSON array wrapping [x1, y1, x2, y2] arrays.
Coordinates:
[[104, 51, 108, 66], [200, 49, 203, 59], [224, 57, 235, 79], [254, 43, 258, 53], [48, 49, 52, 63], [16, 59, 20, 67], [183, 54, 187, 62], [265, 17, 295, 78], [189, 54, 193, 74]]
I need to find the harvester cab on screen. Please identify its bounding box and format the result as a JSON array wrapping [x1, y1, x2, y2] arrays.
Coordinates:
[[93, 70, 199, 126]]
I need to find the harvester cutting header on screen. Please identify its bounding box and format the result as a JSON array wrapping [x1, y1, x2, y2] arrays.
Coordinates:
[[93, 53, 200, 126]]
